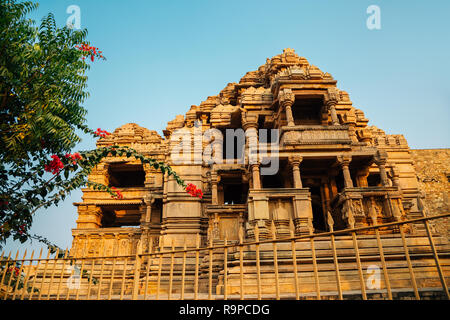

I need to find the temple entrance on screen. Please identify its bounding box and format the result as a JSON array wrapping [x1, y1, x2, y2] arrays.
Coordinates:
[[309, 185, 327, 232]]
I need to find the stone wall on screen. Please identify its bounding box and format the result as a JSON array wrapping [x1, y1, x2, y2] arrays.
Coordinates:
[[411, 149, 450, 237]]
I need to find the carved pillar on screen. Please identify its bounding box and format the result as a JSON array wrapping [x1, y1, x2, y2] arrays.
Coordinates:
[[146, 203, 152, 223], [374, 151, 389, 186], [328, 103, 339, 125], [211, 170, 218, 205], [391, 166, 401, 188], [242, 111, 259, 167], [289, 156, 303, 188], [213, 212, 220, 241], [278, 88, 295, 127], [338, 156, 353, 188], [285, 103, 295, 127], [376, 159, 389, 186], [326, 87, 340, 126], [251, 163, 261, 190]]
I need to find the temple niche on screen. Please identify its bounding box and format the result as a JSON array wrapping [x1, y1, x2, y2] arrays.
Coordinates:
[[71, 48, 429, 256]]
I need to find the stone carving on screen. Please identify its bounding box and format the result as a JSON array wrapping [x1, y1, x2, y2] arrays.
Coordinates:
[[209, 104, 239, 127], [240, 86, 273, 105], [277, 88, 295, 107]]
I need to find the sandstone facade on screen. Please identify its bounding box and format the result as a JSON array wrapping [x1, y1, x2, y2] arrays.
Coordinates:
[[70, 48, 448, 257]]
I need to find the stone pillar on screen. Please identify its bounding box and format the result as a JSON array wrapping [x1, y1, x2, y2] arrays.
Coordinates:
[[391, 166, 401, 188], [328, 103, 339, 125], [289, 156, 303, 188], [278, 88, 295, 127], [374, 150, 389, 187], [211, 171, 218, 205], [285, 103, 295, 127], [242, 116, 259, 167], [376, 159, 389, 186], [144, 199, 152, 223], [338, 156, 353, 188], [326, 87, 340, 126], [251, 163, 261, 189]]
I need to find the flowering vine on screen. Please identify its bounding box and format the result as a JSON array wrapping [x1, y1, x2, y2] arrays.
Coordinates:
[[94, 128, 111, 138], [186, 183, 203, 199], [75, 43, 105, 62], [43, 155, 64, 175]]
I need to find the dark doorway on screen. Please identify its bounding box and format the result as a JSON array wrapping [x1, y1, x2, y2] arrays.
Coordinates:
[[108, 164, 145, 187], [309, 186, 326, 232], [100, 205, 141, 227], [262, 172, 284, 188], [223, 183, 248, 204], [367, 173, 381, 186], [292, 97, 323, 125]]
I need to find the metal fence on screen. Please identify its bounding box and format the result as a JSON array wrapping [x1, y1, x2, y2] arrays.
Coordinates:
[[1, 213, 449, 300]]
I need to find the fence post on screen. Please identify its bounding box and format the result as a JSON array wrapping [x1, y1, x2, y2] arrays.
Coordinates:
[[255, 224, 261, 300], [309, 219, 321, 299], [239, 224, 245, 300], [224, 233, 228, 300], [399, 224, 420, 299], [289, 218, 299, 300], [194, 234, 200, 300], [369, 202, 392, 300], [143, 237, 154, 300], [28, 248, 42, 300], [37, 248, 51, 300], [181, 237, 187, 300], [271, 221, 280, 300], [423, 218, 450, 299], [12, 249, 27, 300], [328, 212, 343, 300], [348, 213, 367, 300], [20, 250, 35, 300], [132, 241, 143, 300]]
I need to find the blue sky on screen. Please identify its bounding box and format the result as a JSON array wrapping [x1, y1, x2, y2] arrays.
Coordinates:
[[4, 0, 450, 254]]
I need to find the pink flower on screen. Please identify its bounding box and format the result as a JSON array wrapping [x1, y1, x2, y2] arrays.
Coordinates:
[[185, 183, 203, 199], [44, 155, 64, 175]]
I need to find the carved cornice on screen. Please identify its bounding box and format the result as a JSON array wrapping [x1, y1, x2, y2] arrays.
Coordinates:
[[374, 150, 388, 165], [325, 87, 340, 107], [288, 156, 303, 167], [337, 155, 352, 167], [277, 88, 295, 107], [241, 111, 259, 130]]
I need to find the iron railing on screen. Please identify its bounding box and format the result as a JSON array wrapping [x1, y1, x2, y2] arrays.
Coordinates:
[[1, 212, 449, 300]]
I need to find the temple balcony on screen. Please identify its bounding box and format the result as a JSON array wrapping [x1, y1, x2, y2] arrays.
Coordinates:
[[71, 227, 142, 257], [279, 125, 352, 149], [205, 204, 247, 242], [79, 186, 150, 203], [247, 188, 313, 239], [330, 186, 406, 231]]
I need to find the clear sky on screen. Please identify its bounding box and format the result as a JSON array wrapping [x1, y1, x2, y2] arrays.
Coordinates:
[[4, 0, 450, 254]]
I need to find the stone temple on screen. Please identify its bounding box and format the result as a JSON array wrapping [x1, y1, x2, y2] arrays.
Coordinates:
[[65, 48, 449, 298]]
